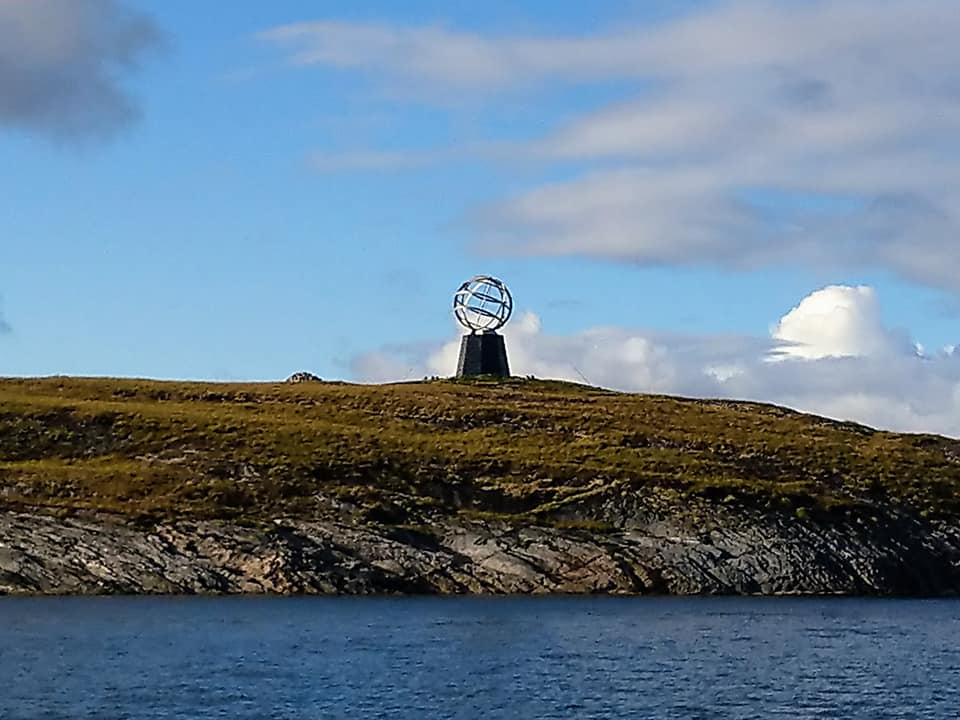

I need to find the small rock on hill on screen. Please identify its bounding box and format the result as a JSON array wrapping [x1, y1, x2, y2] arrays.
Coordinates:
[[285, 372, 323, 384]]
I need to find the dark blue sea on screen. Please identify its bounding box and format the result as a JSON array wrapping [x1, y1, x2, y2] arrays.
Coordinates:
[[1, 597, 958, 719]]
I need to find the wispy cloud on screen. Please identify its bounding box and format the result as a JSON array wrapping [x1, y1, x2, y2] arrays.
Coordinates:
[[0, 303, 11, 334], [265, 1, 960, 291], [0, 0, 162, 141], [308, 147, 471, 173], [308, 149, 433, 172], [262, 2, 957, 93], [306, 137, 514, 172]]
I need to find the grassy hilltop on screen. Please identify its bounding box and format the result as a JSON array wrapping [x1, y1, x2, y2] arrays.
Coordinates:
[[1, 376, 959, 527]]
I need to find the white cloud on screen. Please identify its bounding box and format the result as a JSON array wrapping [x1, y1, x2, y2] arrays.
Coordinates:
[[770, 285, 908, 360], [265, 1, 960, 291], [0, 0, 161, 140], [352, 285, 960, 437], [263, 2, 956, 93]]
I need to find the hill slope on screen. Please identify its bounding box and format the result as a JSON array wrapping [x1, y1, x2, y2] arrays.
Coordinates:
[[1, 376, 959, 595]]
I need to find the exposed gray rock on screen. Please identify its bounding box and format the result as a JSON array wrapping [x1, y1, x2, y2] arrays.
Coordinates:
[[1, 507, 958, 596], [285, 372, 323, 384]]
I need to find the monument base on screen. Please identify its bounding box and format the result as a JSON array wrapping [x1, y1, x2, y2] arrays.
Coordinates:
[[456, 332, 510, 378]]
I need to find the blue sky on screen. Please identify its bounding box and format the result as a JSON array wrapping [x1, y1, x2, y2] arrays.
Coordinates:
[[3, 0, 960, 434]]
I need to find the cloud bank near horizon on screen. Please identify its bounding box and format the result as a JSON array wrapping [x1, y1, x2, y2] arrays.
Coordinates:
[[266, 0, 960, 292], [352, 285, 960, 438], [0, 0, 161, 141]]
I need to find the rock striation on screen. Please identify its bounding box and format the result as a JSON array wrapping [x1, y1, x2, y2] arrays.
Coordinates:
[[2, 506, 958, 596]]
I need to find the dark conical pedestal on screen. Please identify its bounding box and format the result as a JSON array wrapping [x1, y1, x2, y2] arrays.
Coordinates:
[[457, 331, 510, 378]]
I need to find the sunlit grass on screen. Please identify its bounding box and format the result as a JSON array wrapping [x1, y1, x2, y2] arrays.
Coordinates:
[[1, 375, 958, 524]]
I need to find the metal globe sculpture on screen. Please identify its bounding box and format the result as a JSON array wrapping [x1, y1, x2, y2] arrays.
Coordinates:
[[453, 275, 514, 333], [453, 275, 513, 378]]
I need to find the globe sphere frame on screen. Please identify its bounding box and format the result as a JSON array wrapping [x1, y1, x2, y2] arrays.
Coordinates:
[[453, 275, 514, 333]]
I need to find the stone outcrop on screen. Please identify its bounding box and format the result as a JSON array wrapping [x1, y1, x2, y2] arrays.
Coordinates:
[[2, 505, 958, 596], [285, 372, 323, 384]]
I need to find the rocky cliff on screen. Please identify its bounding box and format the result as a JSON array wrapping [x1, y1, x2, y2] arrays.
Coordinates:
[[2, 505, 959, 595], [2, 376, 959, 596]]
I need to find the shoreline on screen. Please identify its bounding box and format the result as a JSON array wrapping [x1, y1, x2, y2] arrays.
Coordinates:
[[3, 508, 958, 598]]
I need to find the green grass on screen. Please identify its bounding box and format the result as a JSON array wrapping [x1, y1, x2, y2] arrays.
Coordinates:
[[1, 375, 959, 525]]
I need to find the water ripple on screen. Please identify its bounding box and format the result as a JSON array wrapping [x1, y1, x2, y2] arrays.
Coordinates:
[[0, 597, 958, 719]]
